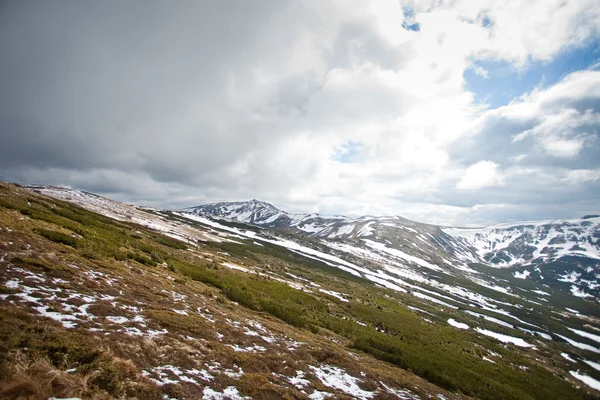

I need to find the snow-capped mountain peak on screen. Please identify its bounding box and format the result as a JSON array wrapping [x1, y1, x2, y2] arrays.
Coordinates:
[[185, 200, 384, 238], [183, 199, 286, 226]]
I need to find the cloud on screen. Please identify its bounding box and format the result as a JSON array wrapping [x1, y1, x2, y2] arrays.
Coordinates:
[[456, 161, 505, 190], [473, 66, 489, 79], [509, 154, 528, 162], [459, 69, 600, 169], [562, 169, 600, 184], [512, 108, 598, 158], [409, 0, 600, 65], [1, 0, 599, 225]]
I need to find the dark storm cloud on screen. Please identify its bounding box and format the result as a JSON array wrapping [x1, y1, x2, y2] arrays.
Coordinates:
[[449, 116, 537, 164], [0, 0, 301, 177], [328, 22, 407, 71]]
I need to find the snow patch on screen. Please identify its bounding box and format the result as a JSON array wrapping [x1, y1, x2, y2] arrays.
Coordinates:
[[363, 240, 443, 272], [221, 262, 251, 273], [513, 270, 530, 279], [319, 289, 349, 303], [475, 328, 533, 347], [413, 291, 458, 309], [288, 370, 311, 389], [202, 386, 250, 399], [570, 285, 594, 298], [555, 334, 600, 354], [309, 365, 374, 399], [447, 318, 469, 330], [583, 360, 600, 373], [569, 370, 600, 392], [464, 310, 513, 329], [567, 328, 600, 344]]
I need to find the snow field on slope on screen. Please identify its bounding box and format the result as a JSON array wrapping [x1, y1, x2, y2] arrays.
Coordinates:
[[569, 371, 600, 392], [443, 218, 600, 264]]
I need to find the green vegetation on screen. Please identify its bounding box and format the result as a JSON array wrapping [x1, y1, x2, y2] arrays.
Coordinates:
[[172, 259, 327, 329], [152, 234, 188, 250], [36, 228, 78, 246]]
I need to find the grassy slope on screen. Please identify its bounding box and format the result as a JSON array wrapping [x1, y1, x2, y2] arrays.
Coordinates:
[[0, 182, 596, 400]]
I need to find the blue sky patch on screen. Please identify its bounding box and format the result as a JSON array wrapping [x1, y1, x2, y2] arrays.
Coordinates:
[[480, 14, 493, 28], [402, 5, 420, 32], [464, 39, 600, 109], [333, 141, 363, 163]]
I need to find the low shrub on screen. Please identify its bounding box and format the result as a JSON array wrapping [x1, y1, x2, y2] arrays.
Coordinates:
[[37, 229, 78, 246]]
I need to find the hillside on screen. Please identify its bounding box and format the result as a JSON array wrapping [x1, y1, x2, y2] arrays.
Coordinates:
[[0, 182, 599, 399]]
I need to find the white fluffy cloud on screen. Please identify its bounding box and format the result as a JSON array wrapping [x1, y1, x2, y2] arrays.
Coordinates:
[[1, 0, 599, 225], [456, 161, 505, 190]]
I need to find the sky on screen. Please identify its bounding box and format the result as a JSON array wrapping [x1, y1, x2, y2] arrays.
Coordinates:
[[1, 0, 600, 226]]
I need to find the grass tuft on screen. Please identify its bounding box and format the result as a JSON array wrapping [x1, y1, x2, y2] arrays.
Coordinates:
[[0, 352, 97, 400]]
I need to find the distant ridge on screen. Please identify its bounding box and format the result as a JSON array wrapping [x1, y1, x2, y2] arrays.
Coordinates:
[[184, 199, 600, 298]]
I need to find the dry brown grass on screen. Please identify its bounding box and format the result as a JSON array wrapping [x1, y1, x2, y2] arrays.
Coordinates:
[[236, 373, 300, 399], [0, 352, 98, 400]]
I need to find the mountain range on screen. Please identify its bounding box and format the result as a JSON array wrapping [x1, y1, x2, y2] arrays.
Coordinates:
[[185, 200, 600, 299]]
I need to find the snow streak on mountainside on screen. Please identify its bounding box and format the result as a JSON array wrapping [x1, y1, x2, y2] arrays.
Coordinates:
[[443, 217, 600, 266]]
